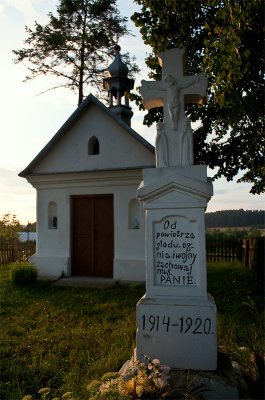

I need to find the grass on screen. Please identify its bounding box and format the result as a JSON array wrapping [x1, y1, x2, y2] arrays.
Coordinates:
[[0, 262, 264, 399], [207, 261, 264, 395]]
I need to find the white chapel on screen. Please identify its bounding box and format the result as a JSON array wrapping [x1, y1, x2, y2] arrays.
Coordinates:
[[19, 46, 155, 281]]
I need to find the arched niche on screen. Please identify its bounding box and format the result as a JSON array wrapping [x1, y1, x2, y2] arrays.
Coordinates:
[[88, 136, 100, 155], [48, 201, 58, 229], [128, 198, 140, 229]]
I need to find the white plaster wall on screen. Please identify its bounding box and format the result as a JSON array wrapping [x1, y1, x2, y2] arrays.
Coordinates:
[[33, 104, 154, 174], [30, 170, 148, 280], [37, 188, 70, 256], [113, 186, 146, 281]]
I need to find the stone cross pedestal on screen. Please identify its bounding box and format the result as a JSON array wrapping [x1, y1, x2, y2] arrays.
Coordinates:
[[136, 49, 217, 370]]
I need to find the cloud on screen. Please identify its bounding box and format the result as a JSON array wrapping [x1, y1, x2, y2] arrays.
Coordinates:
[[214, 189, 227, 195], [2, 0, 38, 19], [0, 167, 36, 224], [1, 0, 56, 23], [0, 167, 30, 189]]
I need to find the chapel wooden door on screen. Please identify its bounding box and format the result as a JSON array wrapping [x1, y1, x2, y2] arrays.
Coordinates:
[[71, 195, 114, 277]]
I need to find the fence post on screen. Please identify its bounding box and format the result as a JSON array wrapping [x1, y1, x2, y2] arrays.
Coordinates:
[[251, 237, 265, 293], [237, 239, 243, 262], [243, 239, 250, 268], [12, 240, 19, 262]]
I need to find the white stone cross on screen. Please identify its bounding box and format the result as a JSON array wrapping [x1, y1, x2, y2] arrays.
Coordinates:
[[140, 48, 207, 167]]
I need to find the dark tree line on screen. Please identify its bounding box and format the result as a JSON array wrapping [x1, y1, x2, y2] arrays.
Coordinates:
[[205, 209, 265, 228]]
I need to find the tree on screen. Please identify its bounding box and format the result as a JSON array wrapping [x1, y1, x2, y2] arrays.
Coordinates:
[[131, 0, 264, 194], [23, 222, 37, 232], [0, 214, 22, 241], [13, 0, 138, 106]]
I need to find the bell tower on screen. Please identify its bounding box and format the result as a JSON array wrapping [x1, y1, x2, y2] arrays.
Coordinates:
[[103, 45, 134, 126]]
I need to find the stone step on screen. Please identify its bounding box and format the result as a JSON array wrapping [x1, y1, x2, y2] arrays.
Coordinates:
[[53, 276, 117, 288]]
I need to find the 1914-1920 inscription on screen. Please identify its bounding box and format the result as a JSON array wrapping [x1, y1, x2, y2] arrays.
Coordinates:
[[154, 216, 198, 286], [141, 314, 213, 335]]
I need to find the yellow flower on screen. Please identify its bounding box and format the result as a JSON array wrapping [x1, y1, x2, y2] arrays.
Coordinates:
[[62, 393, 73, 399], [38, 387, 51, 395], [22, 396, 32, 400], [136, 370, 147, 386], [119, 377, 135, 396], [136, 384, 144, 397]]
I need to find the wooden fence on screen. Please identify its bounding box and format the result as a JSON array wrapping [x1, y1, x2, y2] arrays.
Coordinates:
[[0, 238, 262, 266], [206, 237, 264, 267], [242, 237, 257, 268], [206, 238, 243, 262], [0, 241, 36, 264]]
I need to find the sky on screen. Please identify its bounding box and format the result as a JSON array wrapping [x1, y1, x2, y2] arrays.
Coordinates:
[[0, 0, 264, 225]]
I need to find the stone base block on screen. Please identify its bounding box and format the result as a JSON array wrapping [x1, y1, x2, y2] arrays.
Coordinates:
[[136, 294, 217, 370]]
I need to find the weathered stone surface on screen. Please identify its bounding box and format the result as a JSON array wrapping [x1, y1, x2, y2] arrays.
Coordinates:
[[136, 295, 217, 370], [136, 48, 217, 371]]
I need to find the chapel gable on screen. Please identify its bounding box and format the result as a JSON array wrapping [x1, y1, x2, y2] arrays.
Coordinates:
[[19, 46, 155, 178]]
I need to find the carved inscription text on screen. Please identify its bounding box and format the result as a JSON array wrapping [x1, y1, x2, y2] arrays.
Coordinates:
[[154, 217, 198, 286]]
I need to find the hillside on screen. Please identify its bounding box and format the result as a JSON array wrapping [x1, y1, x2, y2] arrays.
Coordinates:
[[205, 209, 265, 228]]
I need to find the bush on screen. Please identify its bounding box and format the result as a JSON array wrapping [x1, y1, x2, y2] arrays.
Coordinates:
[[10, 262, 38, 285]]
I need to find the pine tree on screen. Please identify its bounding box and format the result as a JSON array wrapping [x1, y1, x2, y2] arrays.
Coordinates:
[[13, 0, 138, 105]]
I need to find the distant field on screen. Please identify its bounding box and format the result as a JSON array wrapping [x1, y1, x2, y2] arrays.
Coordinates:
[[206, 227, 265, 236]]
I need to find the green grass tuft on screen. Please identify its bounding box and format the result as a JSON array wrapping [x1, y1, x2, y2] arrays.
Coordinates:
[[10, 262, 38, 285]]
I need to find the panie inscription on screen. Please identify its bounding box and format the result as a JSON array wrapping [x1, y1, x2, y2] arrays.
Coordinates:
[[154, 217, 198, 286]]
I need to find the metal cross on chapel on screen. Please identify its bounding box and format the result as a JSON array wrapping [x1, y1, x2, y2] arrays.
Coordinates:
[[140, 48, 207, 167]]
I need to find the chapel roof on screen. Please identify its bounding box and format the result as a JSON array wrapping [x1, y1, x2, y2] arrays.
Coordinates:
[[19, 93, 154, 177]]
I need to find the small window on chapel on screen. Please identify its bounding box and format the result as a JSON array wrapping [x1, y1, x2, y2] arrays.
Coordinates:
[[128, 198, 141, 229], [48, 201, 58, 229], [88, 136, 100, 155]]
